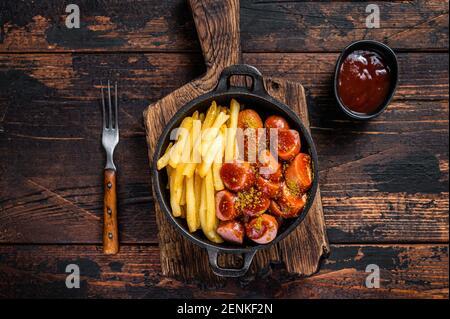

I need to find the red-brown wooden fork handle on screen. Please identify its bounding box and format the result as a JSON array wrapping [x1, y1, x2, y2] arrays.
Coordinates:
[[103, 169, 119, 254]]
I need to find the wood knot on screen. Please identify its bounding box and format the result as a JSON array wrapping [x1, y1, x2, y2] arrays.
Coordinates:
[[271, 81, 280, 91]]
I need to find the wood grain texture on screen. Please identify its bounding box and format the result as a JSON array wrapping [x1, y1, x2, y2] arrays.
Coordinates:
[[143, 0, 328, 282], [0, 244, 447, 298], [190, 0, 240, 71], [1, 52, 447, 244], [0, 0, 448, 299], [240, 0, 449, 52], [103, 169, 118, 254], [0, 0, 448, 52]]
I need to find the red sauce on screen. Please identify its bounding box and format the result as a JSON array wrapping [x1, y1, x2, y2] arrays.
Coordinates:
[[338, 50, 391, 114], [219, 197, 233, 215], [246, 217, 268, 239]]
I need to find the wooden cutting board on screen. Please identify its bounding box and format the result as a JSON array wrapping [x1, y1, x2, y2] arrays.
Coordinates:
[[143, 0, 329, 284]]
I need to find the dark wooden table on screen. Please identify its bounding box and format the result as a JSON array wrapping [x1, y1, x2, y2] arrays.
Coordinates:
[[0, 0, 448, 299]]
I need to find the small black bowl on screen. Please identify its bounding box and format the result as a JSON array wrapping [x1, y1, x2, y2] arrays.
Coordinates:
[[333, 40, 399, 120]]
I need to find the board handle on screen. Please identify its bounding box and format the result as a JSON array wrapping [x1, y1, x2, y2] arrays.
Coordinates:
[[189, 0, 240, 72], [103, 169, 119, 254]]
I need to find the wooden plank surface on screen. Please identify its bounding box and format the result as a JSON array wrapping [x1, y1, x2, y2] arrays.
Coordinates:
[[0, 244, 447, 299], [1, 53, 447, 244], [0, 0, 448, 52]]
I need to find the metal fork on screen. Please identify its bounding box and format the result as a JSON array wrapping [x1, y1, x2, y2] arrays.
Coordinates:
[[101, 81, 119, 255]]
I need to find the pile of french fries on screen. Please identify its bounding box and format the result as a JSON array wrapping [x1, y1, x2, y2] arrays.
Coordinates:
[[157, 99, 240, 243]]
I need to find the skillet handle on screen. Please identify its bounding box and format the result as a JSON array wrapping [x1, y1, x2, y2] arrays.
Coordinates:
[[215, 64, 268, 96], [207, 248, 256, 277]]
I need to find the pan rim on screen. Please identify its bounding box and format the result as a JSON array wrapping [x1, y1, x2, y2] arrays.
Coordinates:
[[151, 88, 319, 254]]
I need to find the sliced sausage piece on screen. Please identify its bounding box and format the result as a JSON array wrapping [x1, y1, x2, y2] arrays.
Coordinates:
[[237, 109, 263, 162], [256, 175, 281, 199], [268, 200, 284, 217], [217, 220, 244, 244], [270, 184, 307, 218], [277, 129, 301, 161], [265, 115, 290, 130], [215, 190, 240, 221], [237, 109, 263, 129], [220, 161, 255, 192], [280, 182, 307, 212], [285, 153, 313, 193], [246, 214, 278, 244], [236, 187, 270, 217], [269, 198, 305, 219], [258, 149, 282, 182]]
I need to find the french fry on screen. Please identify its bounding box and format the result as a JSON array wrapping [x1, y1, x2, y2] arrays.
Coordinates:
[[205, 228, 224, 244], [225, 98, 239, 162], [203, 111, 230, 140], [184, 111, 198, 172], [201, 111, 229, 156], [180, 205, 186, 218], [199, 177, 207, 230], [171, 163, 185, 217], [169, 119, 189, 168], [202, 101, 218, 130], [199, 112, 205, 122], [168, 167, 175, 219], [180, 118, 195, 165], [205, 169, 215, 229], [157, 142, 174, 170], [170, 185, 180, 217], [180, 178, 186, 205], [182, 119, 202, 177], [169, 117, 193, 168], [204, 169, 223, 243], [194, 173, 202, 229], [166, 166, 173, 190], [185, 174, 197, 232], [198, 133, 223, 178], [212, 162, 224, 191], [212, 126, 226, 191]]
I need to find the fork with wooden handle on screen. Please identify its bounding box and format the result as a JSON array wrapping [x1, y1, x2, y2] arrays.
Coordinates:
[[101, 81, 119, 254]]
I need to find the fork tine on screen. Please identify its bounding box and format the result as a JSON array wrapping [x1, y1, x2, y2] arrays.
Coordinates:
[[108, 80, 112, 129], [114, 82, 118, 130], [101, 81, 106, 128]]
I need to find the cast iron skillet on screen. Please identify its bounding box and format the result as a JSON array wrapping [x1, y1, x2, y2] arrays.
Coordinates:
[[152, 64, 319, 277]]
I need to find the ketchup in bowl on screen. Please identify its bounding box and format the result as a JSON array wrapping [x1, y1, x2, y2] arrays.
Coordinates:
[[337, 50, 391, 114], [334, 40, 398, 120]]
